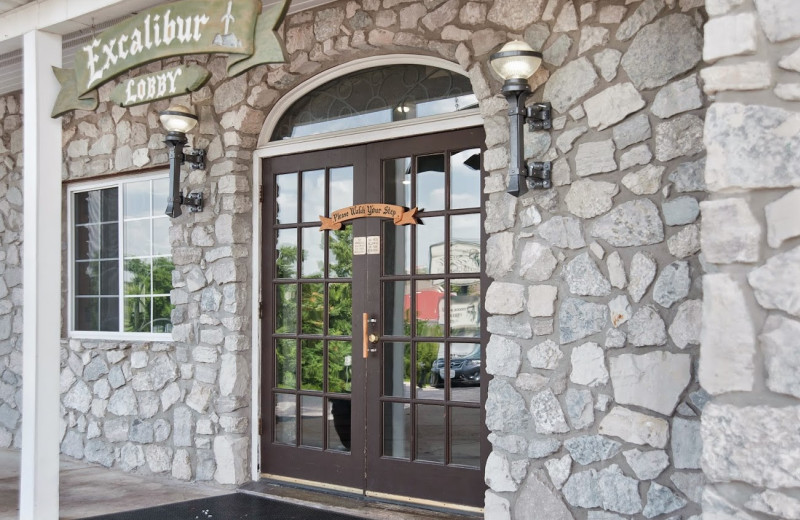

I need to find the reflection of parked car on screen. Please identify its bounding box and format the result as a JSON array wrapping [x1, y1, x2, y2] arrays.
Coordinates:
[[429, 347, 481, 388]]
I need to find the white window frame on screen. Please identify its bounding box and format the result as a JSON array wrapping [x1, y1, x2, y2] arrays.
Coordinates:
[[67, 170, 174, 342]]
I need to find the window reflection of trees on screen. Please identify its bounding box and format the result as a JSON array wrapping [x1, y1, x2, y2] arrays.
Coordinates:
[[123, 256, 174, 333], [275, 226, 354, 394]]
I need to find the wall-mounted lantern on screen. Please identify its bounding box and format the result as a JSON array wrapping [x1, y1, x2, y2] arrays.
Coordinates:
[[489, 41, 553, 197], [159, 105, 206, 217]]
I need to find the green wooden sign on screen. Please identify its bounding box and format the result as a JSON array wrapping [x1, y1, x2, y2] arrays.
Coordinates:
[[110, 65, 211, 107], [52, 0, 289, 117]]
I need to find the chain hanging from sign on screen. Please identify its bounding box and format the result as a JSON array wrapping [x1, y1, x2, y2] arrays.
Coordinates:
[[319, 204, 419, 231], [52, 0, 290, 117]]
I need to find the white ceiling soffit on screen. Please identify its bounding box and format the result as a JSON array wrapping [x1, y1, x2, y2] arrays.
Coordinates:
[[0, 0, 335, 96], [0, 0, 33, 17]]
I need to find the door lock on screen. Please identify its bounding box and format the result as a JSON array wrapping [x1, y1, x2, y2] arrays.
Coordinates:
[[363, 314, 379, 357]]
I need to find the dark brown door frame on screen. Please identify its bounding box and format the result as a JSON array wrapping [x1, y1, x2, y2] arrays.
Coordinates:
[[260, 128, 488, 506]]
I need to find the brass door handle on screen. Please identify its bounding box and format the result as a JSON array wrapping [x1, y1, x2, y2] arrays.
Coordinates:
[[363, 313, 368, 359], [368, 333, 379, 344]]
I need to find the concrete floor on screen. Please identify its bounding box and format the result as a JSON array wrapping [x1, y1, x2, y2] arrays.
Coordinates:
[[0, 448, 227, 520], [0, 449, 476, 519]]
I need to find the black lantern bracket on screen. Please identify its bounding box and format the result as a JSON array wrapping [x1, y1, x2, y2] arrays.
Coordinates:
[[501, 79, 553, 197], [164, 130, 206, 218]]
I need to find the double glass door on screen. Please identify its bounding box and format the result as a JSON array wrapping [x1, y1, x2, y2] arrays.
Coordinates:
[[261, 128, 486, 507]]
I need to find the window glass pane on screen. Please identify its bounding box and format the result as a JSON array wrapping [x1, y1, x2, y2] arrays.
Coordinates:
[[152, 257, 174, 295], [383, 281, 410, 336], [99, 260, 118, 295], [383, 157, 411, 208], [275, 339, 297, 390], [151, 178, 169, 216], [418, 216, 444, 275], [75, 261, 99, 295], [416, 404, 445, 463], [328, 341, 352, 394], [74, 191, 98, 225], [329, 166, 353, 210], [383, 221, 410, 276], [301, 283, 324, 335], [101, 223, 119, 259], [276, 229, 298, 279], [450, 214, 480, 274], [275, 394, 296, 445], [450, 407, 480, 467], [124, 220, 151, 257], [417, 342, 444, 397], [75, 298, 98, 330], [151, 297, 173, 333], [301, 227, 324, 278], [124, 180, 151, 219], [449, 344, 481, 398], [417, 154, 445, 212], [301, 340, 324, 391], [415, 281, 444, 338], [450, 279, 480, 337], [152, 218, 171, 256], [276, 173, 298, 224], [75, 225, 100, 260], [329, 228, 352, 278], [124, 296, 151, 333], [302, 169, 325, 222], [102, 187, 119, 222], [383, 342, 411, 398], [99, 297, 119, 331], [383, 402, 410, 460], [328, 398, 351, 452], [328, 283, 352, 336], [124, 258, 151, 295], [275, 284, 297, 334], [301, 395, 324, 448], [450, 149, 481, 209]]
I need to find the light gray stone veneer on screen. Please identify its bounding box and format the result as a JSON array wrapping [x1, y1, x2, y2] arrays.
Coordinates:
[[0, 0, 733, 517]]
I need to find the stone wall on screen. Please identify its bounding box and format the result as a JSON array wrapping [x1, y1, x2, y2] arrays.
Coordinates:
[[698, 1, 800, 518], [480, 1, 708, 519], [53, 0, 714, 511], [0, 93, 24, 450], [58, 53, 268, 483]]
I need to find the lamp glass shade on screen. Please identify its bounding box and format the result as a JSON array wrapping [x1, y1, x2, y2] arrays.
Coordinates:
[[159, 105, 198, 133], [490, 41, 542, 81]]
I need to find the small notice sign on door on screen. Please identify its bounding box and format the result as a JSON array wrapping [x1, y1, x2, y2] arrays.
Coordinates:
[[367, 236, 380, 255], [353, 237, 366, 255]]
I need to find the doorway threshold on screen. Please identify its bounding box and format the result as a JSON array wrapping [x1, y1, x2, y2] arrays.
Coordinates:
[[239, 478, 482, 519]]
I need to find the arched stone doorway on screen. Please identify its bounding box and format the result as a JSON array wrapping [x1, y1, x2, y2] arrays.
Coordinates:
[[252, 56, 488, 511]]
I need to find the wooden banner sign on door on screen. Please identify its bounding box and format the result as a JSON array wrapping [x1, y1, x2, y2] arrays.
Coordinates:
[[319, 204, 419, 231]]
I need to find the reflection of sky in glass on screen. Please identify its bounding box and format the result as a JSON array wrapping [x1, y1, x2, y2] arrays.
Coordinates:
[[302, 170, 326, 222], [417, 216, 444, 273], [416, 95, 478, 117], [151, 178, 169, 216], [302, 227, 325, 278], [125, 181, 151, 219], [451, 148, 481, 209], [276, 173, 298, 224], [329, 167, 353, 210]]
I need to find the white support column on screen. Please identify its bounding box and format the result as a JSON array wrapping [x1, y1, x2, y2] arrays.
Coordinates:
[[20, 29, 63, 520]]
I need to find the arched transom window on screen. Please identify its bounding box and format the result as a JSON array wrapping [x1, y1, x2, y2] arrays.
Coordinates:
[[270, 64, 477, 141]]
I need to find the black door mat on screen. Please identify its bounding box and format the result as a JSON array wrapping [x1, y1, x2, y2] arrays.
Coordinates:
[[79, 493, 363, 520]]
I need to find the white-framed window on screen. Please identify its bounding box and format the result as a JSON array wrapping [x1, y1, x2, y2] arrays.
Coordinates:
[[68, 172, 174, 340]]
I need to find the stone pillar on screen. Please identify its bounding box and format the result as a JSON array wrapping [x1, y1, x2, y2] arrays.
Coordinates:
[[20, 29, 63, 520], [699, 1, 800, 518]]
